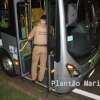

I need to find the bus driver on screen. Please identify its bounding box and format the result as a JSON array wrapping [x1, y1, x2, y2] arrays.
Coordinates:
[[28, 15, 47, 82]]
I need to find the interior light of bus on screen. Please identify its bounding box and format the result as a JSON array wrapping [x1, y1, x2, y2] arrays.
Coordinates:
[[66, 64, 80, 77]]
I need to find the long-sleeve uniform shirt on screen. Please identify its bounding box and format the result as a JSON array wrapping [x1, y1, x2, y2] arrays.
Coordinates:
[[28, 22, 48, 81], [28, 23, 47, 45]]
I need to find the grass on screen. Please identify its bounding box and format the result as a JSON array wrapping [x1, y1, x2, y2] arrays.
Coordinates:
[[0, 76, 37, 100]]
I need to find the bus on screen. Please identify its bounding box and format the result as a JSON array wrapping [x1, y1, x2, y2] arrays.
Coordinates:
[[0, 0, 100, 93]]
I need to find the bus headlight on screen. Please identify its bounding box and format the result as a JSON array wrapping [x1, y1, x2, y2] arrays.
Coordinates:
[[66, 64, 80, 77], [13, 60, 19, 66]]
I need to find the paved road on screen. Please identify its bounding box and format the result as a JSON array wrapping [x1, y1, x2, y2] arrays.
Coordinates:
[[0, 62, 100, 100]]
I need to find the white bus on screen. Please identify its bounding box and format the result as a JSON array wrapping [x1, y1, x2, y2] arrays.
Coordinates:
[[0, 0, 100, 93]]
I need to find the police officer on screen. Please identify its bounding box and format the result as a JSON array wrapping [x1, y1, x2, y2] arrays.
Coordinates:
[[28, 15, 47, 82]]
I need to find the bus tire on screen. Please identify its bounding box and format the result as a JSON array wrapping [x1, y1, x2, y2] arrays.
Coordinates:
[[2, 55, 16, 76]]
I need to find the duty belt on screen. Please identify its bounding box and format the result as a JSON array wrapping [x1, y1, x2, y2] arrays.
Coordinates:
[[33, 44, 47, 46]]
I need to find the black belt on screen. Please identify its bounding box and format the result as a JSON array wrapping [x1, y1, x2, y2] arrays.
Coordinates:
[[33, 44, 47, 46]]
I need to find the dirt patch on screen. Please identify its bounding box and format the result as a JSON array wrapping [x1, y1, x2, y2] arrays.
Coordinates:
[[0, 71, 67, 100]]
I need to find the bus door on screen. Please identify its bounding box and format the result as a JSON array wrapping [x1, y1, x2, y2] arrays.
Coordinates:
[[47, 0, 63, 91], [17, 0, 50, 86], [17, 1, 32, 76], [30, 0, 50, 86]]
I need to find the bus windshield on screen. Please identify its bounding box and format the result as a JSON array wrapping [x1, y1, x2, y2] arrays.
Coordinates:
[[64, 0, 100, 64]]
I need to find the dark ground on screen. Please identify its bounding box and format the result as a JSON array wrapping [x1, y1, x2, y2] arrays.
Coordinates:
[[0, 62, 100, 100]]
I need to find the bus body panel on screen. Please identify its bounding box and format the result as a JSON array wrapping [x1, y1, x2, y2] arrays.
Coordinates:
[[0, 32, 20, 74], [53, 0, 98, 93]]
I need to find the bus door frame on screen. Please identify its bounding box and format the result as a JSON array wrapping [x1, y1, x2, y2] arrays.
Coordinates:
[[13, 0, 32, 76]]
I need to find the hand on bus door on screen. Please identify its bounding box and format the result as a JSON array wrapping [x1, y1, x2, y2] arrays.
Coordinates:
[[28, 26, 37, 41], [28, 36, 32, 41]]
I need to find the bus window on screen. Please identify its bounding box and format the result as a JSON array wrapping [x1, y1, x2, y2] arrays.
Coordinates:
[[31, 0, 45, 26], [17, 2, 29, 39], [95, 0, 100, 21], [0, 0, 16, 37], [64, 0, 99, 64], [31, 0, 45, 9], [94, 0, 100, 44], [0, 0, 9, 28]]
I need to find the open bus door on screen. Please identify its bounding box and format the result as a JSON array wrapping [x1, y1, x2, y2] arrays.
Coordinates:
[[17, 0, 51, 87], [17, 0, 100, 93], [16, 0, 60, 90], [17, 1, 32, 76]]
